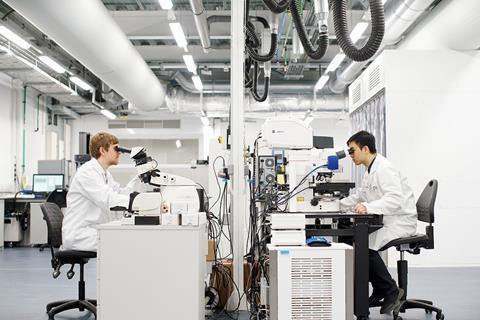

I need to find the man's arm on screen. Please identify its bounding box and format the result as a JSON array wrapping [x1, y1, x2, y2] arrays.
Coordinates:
[[340, 191, 362, 210], [363, 168, 404, 215], [77, 170, 129, 210]]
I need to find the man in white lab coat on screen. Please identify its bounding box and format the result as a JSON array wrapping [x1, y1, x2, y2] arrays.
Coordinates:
[[62, 132, 145, 252], [340, 131, 417, 314]]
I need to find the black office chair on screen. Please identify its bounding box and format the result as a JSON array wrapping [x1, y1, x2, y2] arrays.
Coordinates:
[[39, 190, 68, 252], [46, 189, 68, 208], [377, 180, 444, 320], [40, 202, 97, 319]]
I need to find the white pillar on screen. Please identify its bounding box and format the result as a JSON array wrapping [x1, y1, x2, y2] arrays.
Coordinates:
[[230, 0, 246, 310]]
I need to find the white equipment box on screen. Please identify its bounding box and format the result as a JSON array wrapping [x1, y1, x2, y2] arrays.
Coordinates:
[[271, 213, 306, 229], [97, 221, 207, 320], [261, 117, 313, 149], [269, 243, 354, 320], [271, 230, 306, 246]]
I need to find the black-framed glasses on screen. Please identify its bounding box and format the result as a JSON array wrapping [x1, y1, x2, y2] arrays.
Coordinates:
[[348, 147, 355, 155]]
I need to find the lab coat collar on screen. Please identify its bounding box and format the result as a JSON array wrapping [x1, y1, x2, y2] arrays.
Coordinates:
[[367, 153, 384, 175], [90, 158, 108, 175]]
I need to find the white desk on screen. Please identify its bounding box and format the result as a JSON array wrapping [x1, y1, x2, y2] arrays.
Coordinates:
[[97, 221, 207, 320], [1, 198, 47, 246]]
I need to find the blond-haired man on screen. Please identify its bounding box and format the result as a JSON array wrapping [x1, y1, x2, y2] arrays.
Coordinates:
[[62, 132, 144, 251]]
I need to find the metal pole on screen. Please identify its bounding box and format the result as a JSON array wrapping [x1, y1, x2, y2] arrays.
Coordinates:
[[230, 0, 246, 311]]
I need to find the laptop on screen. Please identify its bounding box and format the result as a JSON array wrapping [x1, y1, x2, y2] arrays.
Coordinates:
[[32, 174, 64, 199]]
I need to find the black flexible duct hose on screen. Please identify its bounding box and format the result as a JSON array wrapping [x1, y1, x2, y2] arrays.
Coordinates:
[[247, 33, 278, 62], [251, 16, 270, 29], [331, 0, 385, 62], [245, 58, 254, 88], [290, 0, 329, 60], [262, 0, 289, 13], [251, 62, 270, 102]]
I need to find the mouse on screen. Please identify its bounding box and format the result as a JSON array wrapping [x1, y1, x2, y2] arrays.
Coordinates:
[[306, 236, 331, 247]]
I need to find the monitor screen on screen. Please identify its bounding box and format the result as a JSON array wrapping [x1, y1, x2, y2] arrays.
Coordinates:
[[32, 174, 64, 193]]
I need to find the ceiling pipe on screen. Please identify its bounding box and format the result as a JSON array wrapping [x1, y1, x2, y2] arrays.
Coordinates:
[[5, 0, 167, 111], [165, 88, 346, 114], [189, 0, 211, 52], [172, 71, 320, 94], [328, 0, 437, 94]]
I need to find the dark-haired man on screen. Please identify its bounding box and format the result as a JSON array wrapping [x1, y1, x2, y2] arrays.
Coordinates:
[[340, 131, 417, 314]]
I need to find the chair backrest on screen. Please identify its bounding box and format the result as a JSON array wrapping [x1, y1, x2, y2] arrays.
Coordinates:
[[46, 189, 68, 208], [40, 202, 64, 248], [416, 179, 438, 224]]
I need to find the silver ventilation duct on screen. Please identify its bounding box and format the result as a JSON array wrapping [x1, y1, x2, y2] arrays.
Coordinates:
[[165, 88, 346, 114], [5, 0, 167, 111], [173, 72, 318, 94], [329, 0, 437, 93], [189, 0, 211, 52]]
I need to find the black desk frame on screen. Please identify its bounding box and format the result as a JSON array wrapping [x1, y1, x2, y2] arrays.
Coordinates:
[[303, 213, 383, 320]]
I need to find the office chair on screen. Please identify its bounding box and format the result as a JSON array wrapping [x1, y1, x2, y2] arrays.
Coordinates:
[[39, 190, 68, 252], [375, 179, 444, 320], [40, 203, 97, 319], [46, 189, 68, 208]]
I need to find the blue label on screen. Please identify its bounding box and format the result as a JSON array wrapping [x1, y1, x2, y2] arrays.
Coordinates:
[[280, 250, 289, 255]]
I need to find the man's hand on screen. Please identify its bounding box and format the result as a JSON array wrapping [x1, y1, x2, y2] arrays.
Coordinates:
[[353, 203, 367, 214]]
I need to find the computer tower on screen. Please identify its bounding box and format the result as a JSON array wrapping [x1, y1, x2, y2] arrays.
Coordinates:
[[269, 243, 353, 320]]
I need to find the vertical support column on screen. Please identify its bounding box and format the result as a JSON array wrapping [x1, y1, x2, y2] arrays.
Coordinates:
[[230, 0, 246, 310]]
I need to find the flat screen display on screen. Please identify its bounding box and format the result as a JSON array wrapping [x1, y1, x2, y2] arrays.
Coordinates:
[[32, 174, 64, 193]]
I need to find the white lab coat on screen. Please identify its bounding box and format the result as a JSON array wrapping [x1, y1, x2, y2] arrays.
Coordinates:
[[62, 158, 145, 251], [340, 154, 417, 250]]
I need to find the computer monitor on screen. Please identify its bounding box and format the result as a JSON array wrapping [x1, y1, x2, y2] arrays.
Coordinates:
[[32, 174, 64, 195]]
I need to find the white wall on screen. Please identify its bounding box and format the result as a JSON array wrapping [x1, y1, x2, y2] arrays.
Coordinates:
[[0, 73, 14, 192], [380, 50, 480, 267], [0, 74, 70, 191]]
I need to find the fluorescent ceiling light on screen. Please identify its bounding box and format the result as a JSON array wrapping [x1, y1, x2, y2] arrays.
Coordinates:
[[314, 75, 330, 91], [169, 23, 187, 48], [304, 116, 314, 126], [0, 26, 31, 49], [350, 22, 369, 43], [0, 44, 11, 54], [192, 75, 203, 91], [200, 116, 209, 126], [100, 109, 117, 120], [39, 56, 66, 73], [175, 139, 182, 148], [183, 55, 197, 74], [326, 53, 345, 73], [70, 76, 92, 91], [127, 128, 135, 134], [158, 0, 173, 10]]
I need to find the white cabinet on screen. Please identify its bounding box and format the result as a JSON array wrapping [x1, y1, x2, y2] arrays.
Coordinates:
[[97, 221, 207, 320]]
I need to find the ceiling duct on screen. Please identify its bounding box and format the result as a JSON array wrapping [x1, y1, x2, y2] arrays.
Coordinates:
[[173, 72, 319, 94], [189, 0, 211, 52], [5, 0, 167, 111], [328, 0, 437, 94], [165, 88, 346, 114]]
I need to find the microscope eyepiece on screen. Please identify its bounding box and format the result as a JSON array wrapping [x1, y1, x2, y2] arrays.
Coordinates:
[[115, 146, 132, 154]]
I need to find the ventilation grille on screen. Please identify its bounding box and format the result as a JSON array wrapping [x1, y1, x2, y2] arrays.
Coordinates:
[[291, 257, 333, 319], [368, 65, 381, 92], [352, 83, 361, 105], [108, 120, 181, 129]]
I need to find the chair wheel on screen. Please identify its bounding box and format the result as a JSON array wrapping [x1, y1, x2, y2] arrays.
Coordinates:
[[52, 270, 60, 279], [67, 270, 75, 279], [436, 313, 445, 320]]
